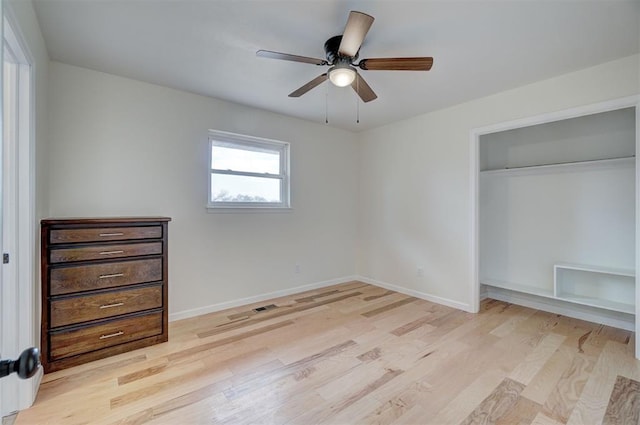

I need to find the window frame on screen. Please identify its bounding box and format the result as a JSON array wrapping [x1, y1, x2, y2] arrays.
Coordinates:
[[207, 130, 291, 210]]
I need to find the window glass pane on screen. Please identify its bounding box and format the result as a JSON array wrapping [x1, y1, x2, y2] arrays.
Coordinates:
[[211, 174, 281, 203], [211, 145, 280, 174]]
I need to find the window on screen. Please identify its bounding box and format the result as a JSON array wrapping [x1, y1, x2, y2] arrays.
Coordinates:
[[208, 130, 290, 209]]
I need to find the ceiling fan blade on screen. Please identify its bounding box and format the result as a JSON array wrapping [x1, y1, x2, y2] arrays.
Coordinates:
[[257, 50, 327, 66], [288, 73, 328, 97], [358, 57, 434, 71], [338, 11, 374, 57], [351, 73, 377, 103]]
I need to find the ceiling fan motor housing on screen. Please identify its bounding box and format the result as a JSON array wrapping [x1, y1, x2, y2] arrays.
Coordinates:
[[324, 35, 358, 64]]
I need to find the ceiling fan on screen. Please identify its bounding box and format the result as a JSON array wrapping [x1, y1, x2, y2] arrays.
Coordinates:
[[256, 11, 433, 103]]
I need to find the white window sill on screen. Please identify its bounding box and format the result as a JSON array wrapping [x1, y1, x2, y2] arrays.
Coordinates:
[[206, 206, 293, 214]]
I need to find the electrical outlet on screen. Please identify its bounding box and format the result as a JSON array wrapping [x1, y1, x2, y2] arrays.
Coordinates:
[[295, 264, 301, 274], [417, 267, 424, 277]]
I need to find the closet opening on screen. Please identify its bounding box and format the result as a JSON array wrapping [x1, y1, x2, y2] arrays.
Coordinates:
[[470, 97, 640, 359]]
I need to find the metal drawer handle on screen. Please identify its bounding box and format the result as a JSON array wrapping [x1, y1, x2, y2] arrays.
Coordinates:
[[99, 302, 124, 309], [99, 250, 125, 255], [99, 232, 124, 237], [98, 273, 124, 279], [99, 331, 124, 340]]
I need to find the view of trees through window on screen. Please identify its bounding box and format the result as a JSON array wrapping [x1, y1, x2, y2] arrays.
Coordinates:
[[210, 173, 281, 203]]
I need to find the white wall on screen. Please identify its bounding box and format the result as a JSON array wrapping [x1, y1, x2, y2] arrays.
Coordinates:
[[480, 165, 636, 292], [47, 62, 359, 317], [358, 54, 640, 310]]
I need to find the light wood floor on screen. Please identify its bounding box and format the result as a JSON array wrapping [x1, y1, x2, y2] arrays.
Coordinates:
[[16, 281, 640, 424]]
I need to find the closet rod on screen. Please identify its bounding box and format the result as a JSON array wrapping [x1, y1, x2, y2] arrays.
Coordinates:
[[504, 155, 635, 170], [482, 155, 635, 174]]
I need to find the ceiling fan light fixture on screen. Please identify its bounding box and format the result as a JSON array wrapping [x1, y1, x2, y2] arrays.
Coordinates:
[[328, 64, 356, 87]]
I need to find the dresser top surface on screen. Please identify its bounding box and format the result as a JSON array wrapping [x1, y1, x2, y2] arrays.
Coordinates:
[[42, 217, 172, 225]]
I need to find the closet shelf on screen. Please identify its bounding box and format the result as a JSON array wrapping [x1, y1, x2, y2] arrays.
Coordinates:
[[480, 156, 635, 176], [554, 294, 635, 315], [484, 283, 635, 316], [553, 262, 635, 277], [480, 278, 554, 299]]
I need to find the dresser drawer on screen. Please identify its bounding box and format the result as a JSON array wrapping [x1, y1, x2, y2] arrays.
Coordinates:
[[50, 226, 162, 244], [50, 241, 162, 264], [50, 258, 162, 295], [49, 312, 163, 361], [50, 285, 162, 327]]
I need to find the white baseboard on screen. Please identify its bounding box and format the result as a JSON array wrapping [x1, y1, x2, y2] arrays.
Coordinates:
[[169, 275, 359, 322], [170, 276, 631, 332], [486, 286, 635, 331], [356, 275, 472, 312], [479, 285, 489, 300]]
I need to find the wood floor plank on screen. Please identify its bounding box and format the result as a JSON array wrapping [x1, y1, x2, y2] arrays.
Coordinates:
[[336, 291, 409, 315], [168, 319, 294, 362], [117, 361, 169, 386], [14, 282, 640, 425], [212, 351, 365, 424], [294, 289, 341, 303], [389, 404, 430, 425], [363, 290, 395, 302], [316, 360, 394, 401], [196, 292, 362, 338], [329, 368, 404, 412], [542, 352, 594, 423], [37, 354, 147, 403], [428, 369, 509, 424], [490, 306, 538, 338], [361, 297, 417, 318], [390, 314, 435, 336], [531, 412, 565, 425], [292, 367, 403, 424], [146, 392, 229, 425], [217, 390, 327, 425], [357, 347, 382, 362], [415, 321, 557, 419], [361, 341, 470, 417], [371, 303, 431, 331], [269, 323, 358, 365], [521, 344, 574, 404], [222, 340, 357, 400], [109, 359, 232, 409], [495, 395, 541, 425], [459, 377, 525, 425], [566, 341, 638, 425], [108, 358, 288, 424], [360, 381, 431, 424], [602, 375, 640, 425], [509, 332, 566, 385]]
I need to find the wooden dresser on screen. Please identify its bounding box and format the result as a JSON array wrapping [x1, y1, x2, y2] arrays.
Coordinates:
[[40, 217, 171, 373]]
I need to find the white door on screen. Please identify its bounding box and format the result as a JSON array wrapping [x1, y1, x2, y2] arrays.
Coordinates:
[[0, 12, 38, 417], [0, 2, 4, 416], [0, 30, 17, 418]]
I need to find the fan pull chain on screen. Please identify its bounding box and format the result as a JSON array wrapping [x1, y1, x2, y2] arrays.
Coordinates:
[[325, 81, 329, 124], [356, 74, 360, 124]]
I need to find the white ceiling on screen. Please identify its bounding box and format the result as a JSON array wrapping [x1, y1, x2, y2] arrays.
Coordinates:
[[33, 0, 639, 132]]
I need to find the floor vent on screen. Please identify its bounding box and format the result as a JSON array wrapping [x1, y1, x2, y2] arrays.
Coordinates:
[[253, 304, 277, 313]]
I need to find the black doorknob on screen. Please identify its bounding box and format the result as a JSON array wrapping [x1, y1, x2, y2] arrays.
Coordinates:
[[0, 347, 40, 379]]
